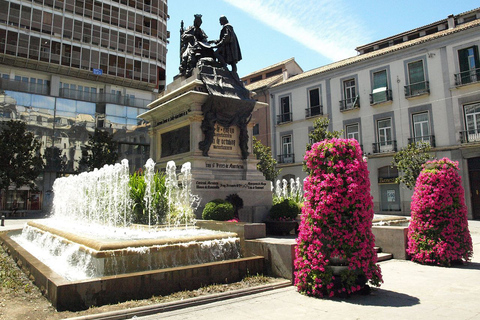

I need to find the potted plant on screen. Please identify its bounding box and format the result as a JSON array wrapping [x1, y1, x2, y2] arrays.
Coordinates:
[[265, 198, 301, 235]]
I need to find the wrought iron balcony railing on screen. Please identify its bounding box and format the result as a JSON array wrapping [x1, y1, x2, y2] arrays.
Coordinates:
[[277, 112, 292, 124], [305, 105, 323, 118], [408, 135, 436, 147], [372, 140, 397, 153], [404, 81, 430, 97], [455, 68, 480, 86], [370, 88, 393, 104], [460, 129, 480, 143], [277, 153, 295, 164], [339, 95, 360, 112]]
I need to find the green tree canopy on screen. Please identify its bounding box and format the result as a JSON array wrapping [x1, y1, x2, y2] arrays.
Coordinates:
[[0, 120, 44, 208], [253, 136, 280, 182], [79, 129, 118, 171], [391, 141, 433, 190], [304, 118, 342, 174], [305, 118, 342, 152]]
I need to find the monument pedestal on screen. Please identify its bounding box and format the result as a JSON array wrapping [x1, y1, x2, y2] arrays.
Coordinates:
[[139, 68, 271, 222]]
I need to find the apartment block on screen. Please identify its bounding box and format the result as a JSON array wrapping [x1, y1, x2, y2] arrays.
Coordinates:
[[0, 0, 168, 212], [268, 8, 480, 219]]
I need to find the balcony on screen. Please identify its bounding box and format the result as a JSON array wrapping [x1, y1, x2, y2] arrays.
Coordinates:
[[404, 81, 430, 97], [0, 78, 50, 95], [59, 88, 151, 108], [370, 88, 393, 104], [277, 112, 292, 125], [408, 135, 436, 147], [455, 68, 480, 86], [460, 129, 480, 143], [305, 105, 323, 118], [372, 140, 397, 153], [339, 96, 360, 112], [277, 153, 295, 164]]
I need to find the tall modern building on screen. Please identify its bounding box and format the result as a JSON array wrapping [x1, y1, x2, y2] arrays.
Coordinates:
[[0, 0, 168, 212]]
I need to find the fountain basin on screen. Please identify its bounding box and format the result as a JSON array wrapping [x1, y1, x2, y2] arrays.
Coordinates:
[[20, 221, 241, 278], [1, 228, 264, 311]]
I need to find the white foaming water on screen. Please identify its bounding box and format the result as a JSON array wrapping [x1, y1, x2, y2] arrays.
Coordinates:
[[52, 159, 131, 227], [12, 159, 242, 281]]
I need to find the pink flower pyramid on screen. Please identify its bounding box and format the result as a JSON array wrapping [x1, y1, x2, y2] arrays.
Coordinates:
[[294, 138, 382, 297], [407, 158, 472, 266]]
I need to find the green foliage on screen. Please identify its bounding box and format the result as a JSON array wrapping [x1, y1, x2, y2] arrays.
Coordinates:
[[0, 120, 43, 207], [44, 146, 68, 172], [392, 141, 433, 190], [1, 245, 32, 293], [253, 137, 281, 182], [305, 118, 342, 152], [202, 199, 235, 221], [304, 118, 342, 174], [268, 198, 301, 221], [129, 170, 168, 224], [79, 128, 118, 171]]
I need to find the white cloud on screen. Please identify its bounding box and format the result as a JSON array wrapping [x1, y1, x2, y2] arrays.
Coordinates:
[[222, 0, 371, 61]]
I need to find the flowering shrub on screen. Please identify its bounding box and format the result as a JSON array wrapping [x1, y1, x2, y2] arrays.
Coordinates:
[[294, 138, 382, 297], [407, 158, 472, 266]]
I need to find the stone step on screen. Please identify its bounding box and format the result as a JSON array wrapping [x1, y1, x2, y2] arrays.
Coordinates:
[[374, 246, 382, 253], [377, 252, 393, 262]]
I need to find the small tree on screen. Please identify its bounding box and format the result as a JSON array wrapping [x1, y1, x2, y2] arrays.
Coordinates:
[[79, 129, 118, 171], [391, 141, 432, 190], [304, 118, 342, 174], [253, 136, 280, 182], [407, 158, 472, 266], [0, 120, 44, 209]]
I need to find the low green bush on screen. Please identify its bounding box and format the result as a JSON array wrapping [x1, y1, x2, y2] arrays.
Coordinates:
[[268, 198, 301, 221], [202, 199, 235, 221]]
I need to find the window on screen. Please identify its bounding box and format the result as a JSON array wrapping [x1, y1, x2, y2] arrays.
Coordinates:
[[306, 87, 322, 117], [371, 70, 389, 103], [412, 112, 431, 144], [376, 118, 394, 152], [406, 60, 428, 96], [465, 103, 480, 142], [346, 123, 360, 141], [457, 46, 480, 85], [341, 78, 358, 111], [280, 135, 293, 163], [378, 166, 401, 212], [278, 96, 291, 124], [253, 123, 259, 136]]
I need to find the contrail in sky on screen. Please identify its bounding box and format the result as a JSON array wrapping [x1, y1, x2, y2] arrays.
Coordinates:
[[222, 0, 371, 61]]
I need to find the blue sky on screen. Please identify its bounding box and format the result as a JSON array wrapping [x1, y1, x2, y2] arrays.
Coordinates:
[[166, 1, 479, 83]]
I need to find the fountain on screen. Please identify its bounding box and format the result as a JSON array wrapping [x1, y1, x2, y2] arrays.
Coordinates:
[[0, 159, 264, 311]]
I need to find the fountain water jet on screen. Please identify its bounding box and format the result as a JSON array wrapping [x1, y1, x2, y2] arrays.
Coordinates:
[[1, 159, 264, 310]]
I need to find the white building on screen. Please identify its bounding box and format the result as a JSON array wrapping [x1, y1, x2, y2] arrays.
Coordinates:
[[268, 8, 480, 219]]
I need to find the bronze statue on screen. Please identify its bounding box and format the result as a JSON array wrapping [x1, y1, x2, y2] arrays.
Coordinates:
[[211, 16, 242, 73], [179, 14, 214, 77]]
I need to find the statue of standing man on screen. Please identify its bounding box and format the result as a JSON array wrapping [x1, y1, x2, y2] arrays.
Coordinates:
[[211, 16, 242, 74]]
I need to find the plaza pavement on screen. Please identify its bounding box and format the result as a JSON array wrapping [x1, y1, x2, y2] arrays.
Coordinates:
[[2, 216, 480, 320]]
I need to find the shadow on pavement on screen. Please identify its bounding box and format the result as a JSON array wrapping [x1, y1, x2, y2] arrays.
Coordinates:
[[345, 288, 420, 307]]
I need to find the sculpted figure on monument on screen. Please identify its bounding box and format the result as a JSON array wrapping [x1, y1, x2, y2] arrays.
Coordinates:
[[179, 14, 214, 77], [211, 16, 242, 74]]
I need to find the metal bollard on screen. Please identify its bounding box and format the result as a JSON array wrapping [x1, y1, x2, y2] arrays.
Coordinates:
[[1, 215, 4, 227]]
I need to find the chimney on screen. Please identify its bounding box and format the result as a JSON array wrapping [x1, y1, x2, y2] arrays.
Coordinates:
[[447, 14, 455, 29]]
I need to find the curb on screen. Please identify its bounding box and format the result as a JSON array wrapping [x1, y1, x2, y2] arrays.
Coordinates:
[[64, 279, 293, 320]]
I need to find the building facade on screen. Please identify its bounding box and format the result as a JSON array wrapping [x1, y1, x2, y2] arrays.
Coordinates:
[[242, 58, 303, 148], [269, 8, 480, 219], [0, 0, 168, 212]]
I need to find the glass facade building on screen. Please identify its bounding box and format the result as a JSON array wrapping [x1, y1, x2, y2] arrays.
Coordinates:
[[0, 0, 168, 212]]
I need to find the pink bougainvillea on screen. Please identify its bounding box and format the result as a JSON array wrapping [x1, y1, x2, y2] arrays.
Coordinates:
[[294, 138, 382, 297], [407, 158, 472, 266]]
